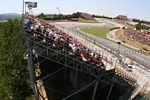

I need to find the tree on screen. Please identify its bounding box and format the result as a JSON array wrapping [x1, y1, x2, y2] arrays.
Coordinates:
[[38, 13, 46, 20], [0, 19, 30, 99], [135, 22, 150, 31], [72, 12, 80, 18], [135, 22, 142, 31]]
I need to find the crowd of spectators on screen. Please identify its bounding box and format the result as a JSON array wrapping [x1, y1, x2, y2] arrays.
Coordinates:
[[24, 14, 105, 69], [124, 28, 150, 45]]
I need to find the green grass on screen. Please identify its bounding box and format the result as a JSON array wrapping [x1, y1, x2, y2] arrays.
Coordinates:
[[80, 27, 109, 39], [78, 17, 98, 23], [80, 27, 118, 43]]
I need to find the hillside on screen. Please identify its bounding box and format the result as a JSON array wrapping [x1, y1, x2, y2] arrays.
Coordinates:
[[0, 13, 21, 21]]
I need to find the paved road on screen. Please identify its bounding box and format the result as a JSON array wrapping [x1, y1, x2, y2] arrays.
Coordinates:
[[107, 29, 141, 50], [54, 22, 150, 69]]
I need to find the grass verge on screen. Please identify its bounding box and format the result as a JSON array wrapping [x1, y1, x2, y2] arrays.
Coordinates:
[[78, 17, 98, 23]]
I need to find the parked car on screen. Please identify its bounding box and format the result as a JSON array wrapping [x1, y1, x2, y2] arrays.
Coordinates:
[[124, 63, 133, 72]]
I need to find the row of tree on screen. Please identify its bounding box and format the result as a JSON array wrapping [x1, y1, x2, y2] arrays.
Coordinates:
[[132, 19, 150, 25], [0, 19, 31, 99], [38, 12, 115, 20], [92, 14, 113, 19], [38, 12, 81, 20], [135, 22, 150, 31]]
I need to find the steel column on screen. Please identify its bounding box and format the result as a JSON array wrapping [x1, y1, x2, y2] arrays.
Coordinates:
[[62, 81, 96, 100], [26, 38, 39, 100], [92, 80, 99, 100], [106, 83, 114, 100]]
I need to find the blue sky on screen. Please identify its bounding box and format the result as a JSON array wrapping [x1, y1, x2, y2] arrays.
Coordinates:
[[0, 0, 149, 21]]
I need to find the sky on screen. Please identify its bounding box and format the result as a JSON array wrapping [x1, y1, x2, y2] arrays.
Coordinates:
[[0, 0, 150, 21]]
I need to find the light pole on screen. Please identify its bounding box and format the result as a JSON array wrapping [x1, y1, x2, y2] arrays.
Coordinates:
[[22, 0, 25, 16], [56, 7, 61, 15], [56, 7, 63, 20], [25, 2, 28, 14], [22, 1, 39, 99], [22, 0, 25, 30]]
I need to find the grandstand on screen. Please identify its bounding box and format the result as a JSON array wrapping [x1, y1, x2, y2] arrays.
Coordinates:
[[24, 13, 137, 100], [124, 28, 150, 46]]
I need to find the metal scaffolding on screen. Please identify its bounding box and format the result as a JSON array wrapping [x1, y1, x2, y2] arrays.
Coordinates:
[[24, 31, 116, 100]]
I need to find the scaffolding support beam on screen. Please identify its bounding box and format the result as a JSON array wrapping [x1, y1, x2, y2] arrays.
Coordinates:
[[26, 38, 39, 100], [39, 67, 65, 81], [62, 81, 96, 100], [24, 31, 116, 100], [106, 83, 114, 100], [92, 80, 99, 100]]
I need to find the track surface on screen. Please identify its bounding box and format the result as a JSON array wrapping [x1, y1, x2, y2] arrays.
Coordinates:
[[54, 21, 150, 69]]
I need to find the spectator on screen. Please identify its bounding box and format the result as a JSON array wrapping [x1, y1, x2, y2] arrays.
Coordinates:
[[24, 14, 106, 70]]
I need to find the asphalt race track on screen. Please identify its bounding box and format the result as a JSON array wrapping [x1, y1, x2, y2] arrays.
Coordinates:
[[54, 21, 150, 69]]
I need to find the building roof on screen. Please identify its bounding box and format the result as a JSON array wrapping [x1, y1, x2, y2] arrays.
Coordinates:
[[116, 15, 127, 20], [80, 12, 93, 20]]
